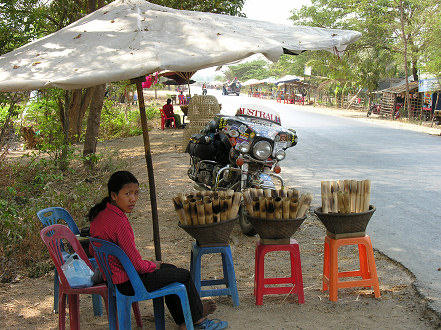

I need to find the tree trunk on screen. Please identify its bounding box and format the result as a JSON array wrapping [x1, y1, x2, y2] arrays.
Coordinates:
[[412, 59, 418, 82], [58, 91, 71, 171], [399, 1, 411, 120], [83, 84, 105, 167], [66, 88, 95, 143]]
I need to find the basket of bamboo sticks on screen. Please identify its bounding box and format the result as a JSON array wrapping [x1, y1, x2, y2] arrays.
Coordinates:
[[242, 188, 312, 239], [173, 190, 241, 246], [314, 179, 375, 237]]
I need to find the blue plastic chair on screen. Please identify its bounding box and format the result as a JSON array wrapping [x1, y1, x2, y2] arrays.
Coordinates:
[[37, 207, 103, 316], [190, 243, 240, 307], [89, 238, 194, 330]]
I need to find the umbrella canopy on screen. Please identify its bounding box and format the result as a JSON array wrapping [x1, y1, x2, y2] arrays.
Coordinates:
[[275, 75, 304, 85], [159, 71, 196, 85], [163, 79, 195, 85], [0, 0, 360, 92]]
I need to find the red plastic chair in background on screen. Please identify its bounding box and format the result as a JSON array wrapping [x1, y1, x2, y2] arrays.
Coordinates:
[[40, 224, 110, 330], [160, 108, 176, 130]]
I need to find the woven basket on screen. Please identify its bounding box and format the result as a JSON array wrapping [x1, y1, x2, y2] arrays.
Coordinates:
[[182, 95, 221, 151], [247, 214, 306, 239], [314, 205, 375, 235], [178, 217, 238, 246]]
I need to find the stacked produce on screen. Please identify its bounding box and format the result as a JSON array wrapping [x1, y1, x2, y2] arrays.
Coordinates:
[[320, 180, 370, 214], [242, 188, 312, 219], [173, 190, 241, 226]]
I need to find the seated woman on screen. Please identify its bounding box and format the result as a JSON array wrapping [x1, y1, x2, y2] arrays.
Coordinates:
[[88, 171, 227, 330], [163, 98, 181, 127]]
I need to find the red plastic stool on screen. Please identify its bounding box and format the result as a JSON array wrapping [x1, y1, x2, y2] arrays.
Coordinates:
[[254, 238, 304, 305], [323, 235, 380, 301]]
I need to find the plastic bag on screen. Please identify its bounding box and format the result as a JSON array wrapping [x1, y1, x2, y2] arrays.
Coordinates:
[[61, 253, 94, 288]]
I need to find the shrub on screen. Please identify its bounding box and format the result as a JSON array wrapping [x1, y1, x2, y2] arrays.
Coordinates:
[[99, 99, 160, 140], [0, 152, 124, 281]]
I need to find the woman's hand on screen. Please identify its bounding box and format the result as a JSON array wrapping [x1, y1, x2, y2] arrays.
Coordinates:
[[154, 260, 162, 269]]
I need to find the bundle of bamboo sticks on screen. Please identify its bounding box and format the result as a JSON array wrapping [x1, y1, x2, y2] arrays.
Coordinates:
[[173, 190, 241, 226], [320, 179, 371, 214], [242, 188, 312, 220]]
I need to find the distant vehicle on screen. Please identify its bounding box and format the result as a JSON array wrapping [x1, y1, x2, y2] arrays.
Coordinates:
[[223, 81, 241, 96]]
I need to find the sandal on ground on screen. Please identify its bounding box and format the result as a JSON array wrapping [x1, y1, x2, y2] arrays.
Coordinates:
[[194, 318, 228, 330]]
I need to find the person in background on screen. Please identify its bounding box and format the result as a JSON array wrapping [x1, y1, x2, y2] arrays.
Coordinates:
[[88, 171, 227, 330], [163, 98, 181, 127]]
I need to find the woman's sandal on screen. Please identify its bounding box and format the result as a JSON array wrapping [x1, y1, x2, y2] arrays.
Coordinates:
[[194, 318, 228, 330]]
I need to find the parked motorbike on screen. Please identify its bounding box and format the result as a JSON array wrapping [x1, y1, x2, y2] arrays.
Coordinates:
[[186, 104, 298, 235], [367, 104, 380, 117]]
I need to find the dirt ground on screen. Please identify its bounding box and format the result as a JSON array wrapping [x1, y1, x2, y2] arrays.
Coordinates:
[[1, 106, 441, 329]]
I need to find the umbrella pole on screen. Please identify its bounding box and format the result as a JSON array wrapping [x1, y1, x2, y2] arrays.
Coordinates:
[[134, 77, 162, 261], [187, 81, 191, 97]]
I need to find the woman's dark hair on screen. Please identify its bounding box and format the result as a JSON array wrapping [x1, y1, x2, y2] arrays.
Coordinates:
[[88, 171, 139, 221], [167, 98, 171, 104]]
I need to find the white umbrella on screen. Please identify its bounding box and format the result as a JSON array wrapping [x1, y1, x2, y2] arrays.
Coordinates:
[[0, 0, 361, 259], [0, 0, 360, 91]]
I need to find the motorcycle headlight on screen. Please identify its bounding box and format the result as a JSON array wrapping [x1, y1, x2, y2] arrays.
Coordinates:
[[239, 141, 250, 153], [275, 149, 286, 160], [253, 140, 272, 160]]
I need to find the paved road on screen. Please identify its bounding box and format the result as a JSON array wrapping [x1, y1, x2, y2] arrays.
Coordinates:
[[212, 90, 441, 315]]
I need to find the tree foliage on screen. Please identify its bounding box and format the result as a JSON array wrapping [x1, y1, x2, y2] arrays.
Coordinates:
[[224, 60, 271, 81]]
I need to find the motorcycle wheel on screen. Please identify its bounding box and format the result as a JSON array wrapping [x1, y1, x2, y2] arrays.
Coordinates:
[[239, 205, 256, 236]]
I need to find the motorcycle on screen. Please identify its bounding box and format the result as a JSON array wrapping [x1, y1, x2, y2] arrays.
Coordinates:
[[186, 104, 298, 235]]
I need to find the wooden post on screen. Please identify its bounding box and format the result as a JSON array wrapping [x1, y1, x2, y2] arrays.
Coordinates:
[[133, 76, 162, 261]]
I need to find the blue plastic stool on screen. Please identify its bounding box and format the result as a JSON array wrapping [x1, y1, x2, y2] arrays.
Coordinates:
[[190, 243, 239, 307]]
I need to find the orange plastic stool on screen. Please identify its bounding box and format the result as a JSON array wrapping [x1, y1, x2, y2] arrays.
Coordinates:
[[322, 235, 380, 301], [254, 238, 304, 305]]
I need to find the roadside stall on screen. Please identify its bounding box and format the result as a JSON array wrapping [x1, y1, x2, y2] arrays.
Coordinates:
[[275, 75, 308, 104], [379, 81, 423, 120], [419, 77, 441, 124]]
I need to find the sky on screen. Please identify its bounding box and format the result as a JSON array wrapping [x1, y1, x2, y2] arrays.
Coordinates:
[[193, 0, 312, 82]]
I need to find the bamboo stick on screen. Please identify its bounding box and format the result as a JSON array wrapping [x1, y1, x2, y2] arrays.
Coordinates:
[[330, 182, 338, 213], [363, 179, 371, 212], [291, 188, 299, 201], [229, 192, 242, 219], [172, 197, 186, 224], [355, 180, 362, 213], [242, 190, 254, 215], [297, 193, 312, 218], [203, 197, 214, 224], [259, 196, 266, 218], [220, 196, 229, 221], [212, 197, 220, 223], [321, 181, 328, 213], [343, 180, 350, 194], [342, 192, 351, 214], [280, 187, 288, 198], [289, 199, 298, 219], [196, 200, 206, 225], [282, 197, 290, 219], [274, 197, 282, 219], [337, 191, 344, 214], [189, 199, 198, 225], [182, 200, 192, 225], [226, 189, 235, 198], [263, 189, 272, 198], [252, 197, 260, 217], [266, 197, 275, 220], [350, 180, 357, 213], [250, 188, 258, 199]]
